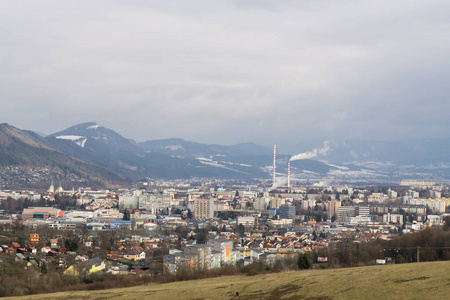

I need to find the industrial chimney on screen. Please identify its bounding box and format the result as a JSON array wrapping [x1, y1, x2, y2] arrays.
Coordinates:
[[287, 161, 291, 190], [272, 143, 277, 188]]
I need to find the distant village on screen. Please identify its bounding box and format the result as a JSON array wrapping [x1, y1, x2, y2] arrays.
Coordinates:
[[0, 178, 449, 278]]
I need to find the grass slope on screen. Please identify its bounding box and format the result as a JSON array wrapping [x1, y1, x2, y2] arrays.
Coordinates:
[[6, 261, 450, 300]]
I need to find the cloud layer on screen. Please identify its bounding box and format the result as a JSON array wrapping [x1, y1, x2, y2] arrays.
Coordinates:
[[1, 0, 449, 151]]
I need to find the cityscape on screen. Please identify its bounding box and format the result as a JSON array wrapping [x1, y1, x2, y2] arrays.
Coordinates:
[[1, 169, 450, 297], [1, 0, 450, 299]]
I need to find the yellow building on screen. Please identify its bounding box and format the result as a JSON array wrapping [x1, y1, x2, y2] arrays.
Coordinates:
[[64, 257, 105, 276], [327, 199, 341, 217], [270, 198, 286, 209], [410, 198, 450, 214]]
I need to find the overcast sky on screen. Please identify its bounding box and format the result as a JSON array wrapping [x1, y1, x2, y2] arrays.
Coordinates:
[[1, 0, 449, 152]]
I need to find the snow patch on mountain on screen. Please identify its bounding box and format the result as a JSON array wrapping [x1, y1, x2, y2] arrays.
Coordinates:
[[320, 161, 349, 170], [87, 124, 102, 129], [196, 157, 248, 174], [77, 138, 87, 148], [164, 145, 184, 151], [55, 135, 85, 141], [55, 135, 87, 148], [328, 168, 382, 178], [301, 170, 319, 175], [348, 161, 396, 169]]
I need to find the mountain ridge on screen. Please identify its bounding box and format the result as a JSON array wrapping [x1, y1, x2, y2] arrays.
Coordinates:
[[0, 123, 129, 188], [2, 121, 450, 187], [45, 123, 268, 180]]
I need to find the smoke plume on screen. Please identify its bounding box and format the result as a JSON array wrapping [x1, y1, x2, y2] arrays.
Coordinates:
[[290, 141, 331, 161]]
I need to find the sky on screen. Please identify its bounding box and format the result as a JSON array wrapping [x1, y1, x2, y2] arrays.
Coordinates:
[[1, 0, 450, 153]]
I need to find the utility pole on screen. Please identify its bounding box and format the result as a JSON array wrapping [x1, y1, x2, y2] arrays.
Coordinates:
[[356, 242, 360, 266], [328, 245, 333, 267], [349, 243, 352, 267], [328, 246, 331, 267], [417, 246, 420, 263]]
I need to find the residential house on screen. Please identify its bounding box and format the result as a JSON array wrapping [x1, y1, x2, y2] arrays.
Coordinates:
[[41, 246, 51, 254], [207, 239, 235, 265], [64, 257, 105, 276], [123, 248, 145, 261]]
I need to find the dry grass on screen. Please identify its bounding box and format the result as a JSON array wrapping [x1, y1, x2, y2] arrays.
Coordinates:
[[6, 261, 450, 300]]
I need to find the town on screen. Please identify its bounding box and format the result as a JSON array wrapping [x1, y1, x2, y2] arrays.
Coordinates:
[[0, 177, 449, 296]]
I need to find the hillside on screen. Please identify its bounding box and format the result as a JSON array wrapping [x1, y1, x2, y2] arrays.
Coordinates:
[[4, 121, 450, 183], [46, 123, 268, 180], [139, 139, 272, 157], [0, 123, 128, 188], [7, 261, 450, 300]]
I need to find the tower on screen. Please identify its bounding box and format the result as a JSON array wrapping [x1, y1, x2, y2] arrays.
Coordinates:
[[48, 179, 55, 194], [287, 161, 291, 190], [56, 181, 64, 193], [272, 143, 277, 188]]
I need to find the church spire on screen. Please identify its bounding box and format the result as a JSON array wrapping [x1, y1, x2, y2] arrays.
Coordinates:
[[48, 179, 55, 194]]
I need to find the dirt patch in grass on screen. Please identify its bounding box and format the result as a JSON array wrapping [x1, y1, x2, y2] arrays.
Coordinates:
[[238, 283, 302, 300], [265, 283, 302, 300], [394, 276, 430, 283], [142, 291, 157, 296], [240, 290, 266, 300]]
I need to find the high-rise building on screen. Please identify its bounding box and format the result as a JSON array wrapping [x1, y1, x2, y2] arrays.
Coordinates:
[[254, 197, 268, 211], [410, 198, 450, 214], [184, 244, 213, 270], [270, 197, 285, 209], [357, 206, 370, 217], [194, 197, 214, 219], [119, 190, 141, 210], [431, 191, 442, 199], [301, 199, 316, 210], [387, 189, 398, 199], [408, 190, 420, 198], [119, 191, 172, 213], [139, 193, 171, 214], [338, 206, 356, 222], [279, 204, 296, 220], [383, 213, 403, 224], [208, 239, 234, 265], [327, 199, 341, 217]]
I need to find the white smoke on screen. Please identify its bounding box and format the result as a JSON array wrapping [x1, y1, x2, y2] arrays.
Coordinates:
[[270, 177, 287, 190], [290, 141, 331, 161], [312, 180, 330, 187]]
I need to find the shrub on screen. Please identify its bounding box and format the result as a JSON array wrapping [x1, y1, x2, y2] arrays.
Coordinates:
[[298, 253, 310, 270]]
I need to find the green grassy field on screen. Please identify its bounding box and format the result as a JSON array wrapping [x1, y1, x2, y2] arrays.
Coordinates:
[[6, 261, 450, 300]]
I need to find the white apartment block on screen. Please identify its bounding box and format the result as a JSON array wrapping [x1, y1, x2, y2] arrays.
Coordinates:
[[139, 193, 172, 214], [194, 197, 214, 219], [383, 213, 403, 224], [237, 216, 256, 227], [367, 193, 388, 203], [301, 199, 316, 210]]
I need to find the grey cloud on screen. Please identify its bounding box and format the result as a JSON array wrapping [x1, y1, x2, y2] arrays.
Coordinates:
[[0, 0, 449, 151]]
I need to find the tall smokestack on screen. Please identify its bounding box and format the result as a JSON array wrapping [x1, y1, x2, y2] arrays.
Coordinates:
[[287, 161, 291, 190], [272, 143, 277, 187]]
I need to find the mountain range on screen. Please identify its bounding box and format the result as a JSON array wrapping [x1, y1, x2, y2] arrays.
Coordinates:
[[1, 121, 450, 188], [0, 123, 128, 188]]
